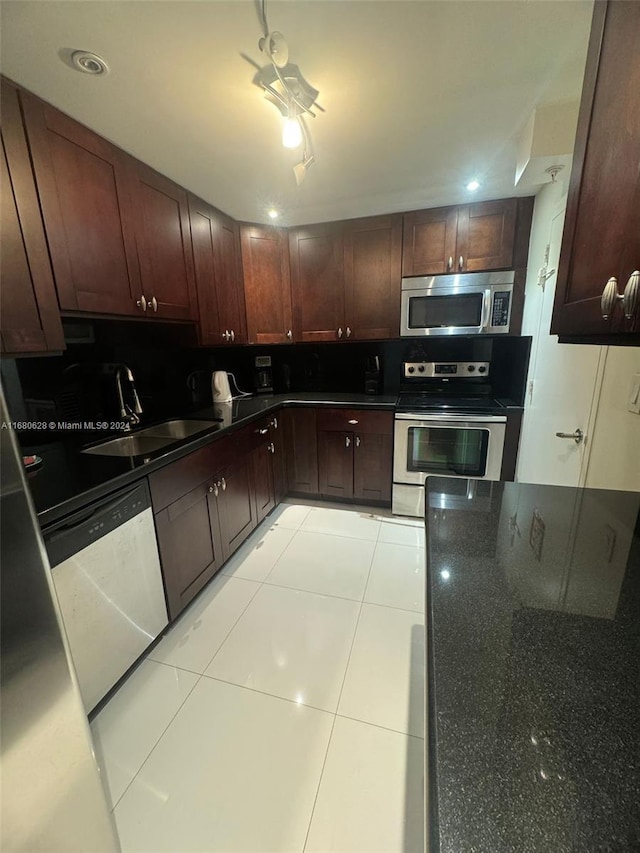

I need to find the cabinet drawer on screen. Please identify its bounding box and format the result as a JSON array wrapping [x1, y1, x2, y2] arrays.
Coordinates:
[[149, 437, 228, 513], [316, 408, 393, 435]]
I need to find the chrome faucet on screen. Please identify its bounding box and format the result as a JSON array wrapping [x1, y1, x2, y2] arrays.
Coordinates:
[[115, 365, 143, 430]]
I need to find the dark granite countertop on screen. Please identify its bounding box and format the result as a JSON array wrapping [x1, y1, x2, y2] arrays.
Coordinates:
[[425, 476, 640, 853], [22, 393, 396, 527]]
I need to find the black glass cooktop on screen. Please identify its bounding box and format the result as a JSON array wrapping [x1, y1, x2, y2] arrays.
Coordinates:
[[396, 394, 506, 414]]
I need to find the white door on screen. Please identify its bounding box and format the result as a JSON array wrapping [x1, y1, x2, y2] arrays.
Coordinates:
[[516, 199, 605, 486]]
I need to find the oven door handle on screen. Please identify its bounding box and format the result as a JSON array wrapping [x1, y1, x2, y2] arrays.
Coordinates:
[[394, 413, 507, 424]]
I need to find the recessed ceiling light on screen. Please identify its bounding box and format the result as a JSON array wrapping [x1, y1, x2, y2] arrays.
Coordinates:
[[467, 179, 480, 192], [71, 50, 109, 76], [267, 209, 279, 219]]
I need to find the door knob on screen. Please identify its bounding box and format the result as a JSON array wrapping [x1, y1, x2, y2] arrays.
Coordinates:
[[622, 270, 639, 320], [555, 428, 584, 445], [136, 295, 147, 311], [601, 277, 622, 320]]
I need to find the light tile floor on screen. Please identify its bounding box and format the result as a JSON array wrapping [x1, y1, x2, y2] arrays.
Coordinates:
[[91, 500, 426, 853]]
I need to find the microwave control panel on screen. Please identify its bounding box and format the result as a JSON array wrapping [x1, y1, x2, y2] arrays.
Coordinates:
[[491, 291, 511, 327], [403, 361, 491, 378]]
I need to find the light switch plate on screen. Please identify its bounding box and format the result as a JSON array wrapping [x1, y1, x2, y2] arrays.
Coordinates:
[[628, 373, 640, 415]]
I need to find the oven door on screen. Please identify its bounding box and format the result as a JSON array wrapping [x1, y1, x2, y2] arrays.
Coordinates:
[[393, 414, 507, 484]]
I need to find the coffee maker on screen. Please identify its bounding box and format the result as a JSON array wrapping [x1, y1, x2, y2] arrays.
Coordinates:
[[254, 356, 273, 394]]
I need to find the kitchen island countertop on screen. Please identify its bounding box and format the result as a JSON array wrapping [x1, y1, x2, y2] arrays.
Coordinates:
[[425, 476, 640, 853]]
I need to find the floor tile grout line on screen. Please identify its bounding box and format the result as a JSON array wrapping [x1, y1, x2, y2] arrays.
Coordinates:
[[199, 672, 336, 717], [259, 577, 368, 605], [302, 712, 338, 853], [108, 669, 203, 812], [334, 710, 426, 741]]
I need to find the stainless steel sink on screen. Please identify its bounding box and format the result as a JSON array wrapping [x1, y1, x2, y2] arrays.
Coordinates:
[[82, 419, 222, 457]]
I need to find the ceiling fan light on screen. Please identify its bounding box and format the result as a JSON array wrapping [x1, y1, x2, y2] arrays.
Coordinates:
[[293, 154, 315, 186], [282, 117, 302, 149]]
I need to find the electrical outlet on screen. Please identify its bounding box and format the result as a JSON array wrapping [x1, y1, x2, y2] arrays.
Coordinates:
[[628, 373, 640, 415]]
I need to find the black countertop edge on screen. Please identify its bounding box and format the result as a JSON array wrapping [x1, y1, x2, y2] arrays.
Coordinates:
[[33, 393, 397, 528], [424, 480, 441, 853]]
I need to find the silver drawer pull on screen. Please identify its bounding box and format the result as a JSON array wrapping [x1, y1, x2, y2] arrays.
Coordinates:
[[337, 327, 343, 338], [150, 296, 158, 313], [221, 477, 227, 491], [211, 483, 219, 497], [601, 277, 622, 320], [346, 326, 352, 338], [286, 330, 293, 340], [555, 428, 584, 445], [136, 295, 147, 311], [230, 330, 235, 342], [345, 435, 351, 447], [355, 436, 361, 448], [447, 256, 453, 272], [268, 442, 275, 454], [270, 417, 278, 429], [622, 270, 639, 320], [458, 255, 464, 271], [348, 419, 359, 425]]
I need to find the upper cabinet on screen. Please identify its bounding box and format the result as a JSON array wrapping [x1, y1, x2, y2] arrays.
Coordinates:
[[289, 215, 402, 342], [1, 81, 64, 354], [289, 223, 345, 342], [128, 162, 198, 321], [240, 224, 292, 344], [551, 0, 640, 342], [403, 198, 518, 276], [189, 195, 246, 345], [343, 215, 402, 340], [20, 92, 143, 317]]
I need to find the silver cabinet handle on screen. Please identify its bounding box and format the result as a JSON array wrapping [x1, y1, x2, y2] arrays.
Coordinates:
[[136, 295, 147, 311], [555, 428, 584, 445], [458, 255, 464, 271], [222, 330, 230, 341], [255, 427, 269, 435], [230, 330, 235, 342], [622, 270, 639, 320], [346, 326, 352, 338], [447, 256, 453, 272], [150, 296, 158, 312], [345, 435, 351, 448], [601, 277, 622, 320], [208, 484, 214, 493], [270, 417, 278, 429], [268, 442, 275, 453], [355, 436, 361, 448], [221, 477, 227, 491], [286, 330, 293, 340], [347, 419, 359, 425], [337, 327, 343, 339], [211, 483, 219, 497]]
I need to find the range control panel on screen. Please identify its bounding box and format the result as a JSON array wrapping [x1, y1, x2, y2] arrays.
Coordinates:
[[403, 361, 491, 378]]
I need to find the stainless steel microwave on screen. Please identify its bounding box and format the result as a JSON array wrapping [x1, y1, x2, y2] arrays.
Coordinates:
[[400, 271, 515, 336]]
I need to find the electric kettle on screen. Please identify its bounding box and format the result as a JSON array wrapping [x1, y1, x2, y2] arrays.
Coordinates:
[[212, 371, 233, 403]]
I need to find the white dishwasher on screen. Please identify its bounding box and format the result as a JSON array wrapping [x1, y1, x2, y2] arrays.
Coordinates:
[[44, 480, 168, 714]]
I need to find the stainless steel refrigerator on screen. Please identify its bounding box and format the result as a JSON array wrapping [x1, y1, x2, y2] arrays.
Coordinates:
[[0, 385, 119, 852]]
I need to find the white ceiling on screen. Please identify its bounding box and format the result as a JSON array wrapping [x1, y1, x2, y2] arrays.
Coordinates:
[[0, 0, 593, 226]]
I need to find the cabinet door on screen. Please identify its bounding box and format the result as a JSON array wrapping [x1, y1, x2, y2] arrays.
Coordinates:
[[241, 224, 292, 344], [353, 432, 392, 503], [552, 0, 640, 338], [289, 225, 344, 341], [215, 213, 247, 344], [129, 162, 197, 321], [270, 413, 287, 504], [283, 408, 319, 495], [251, 442, 276, 525], [189, 195, 222, 346], [344, 215, 402, 340], [318, 431, 354, 499], [457, 199, 517, 272], [217, 452, 256, 560], [1, 83, 64, 353], [20, 92, 141, 316], [402, 207, 458, 276], [154, 482, 223, 620]]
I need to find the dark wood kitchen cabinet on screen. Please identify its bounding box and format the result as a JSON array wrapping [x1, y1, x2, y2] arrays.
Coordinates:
[[551, 0, 640, 342], [282, 407, 319, 495], [240, 224, 292, 344], [128, 162, 198, 321], [403, 198, 518, 276], [19, 90, 143, 317], [289, 223, 345, 342], [317, 409, 393, 504], [189, 194, 247, 345], [150, 435, 255, 619], [343, 214, 402, 340], [1, 81, 64, 354], [248, 417, 276, 524]]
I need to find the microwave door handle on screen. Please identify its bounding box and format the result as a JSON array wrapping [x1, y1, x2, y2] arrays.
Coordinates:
[[481, 289, 492, 332]]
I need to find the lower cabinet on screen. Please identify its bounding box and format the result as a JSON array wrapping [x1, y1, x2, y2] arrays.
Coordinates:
[[282, 408, 319, 495], [150, 435, 257, 620], [249, 418, 276, 525], [317, 409, 393, 504]]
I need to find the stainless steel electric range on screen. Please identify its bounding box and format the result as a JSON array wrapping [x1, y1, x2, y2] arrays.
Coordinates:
[[392, 360, 507, 517]]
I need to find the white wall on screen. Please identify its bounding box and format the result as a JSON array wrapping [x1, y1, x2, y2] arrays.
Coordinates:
[[585, 348, 640, 490]]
